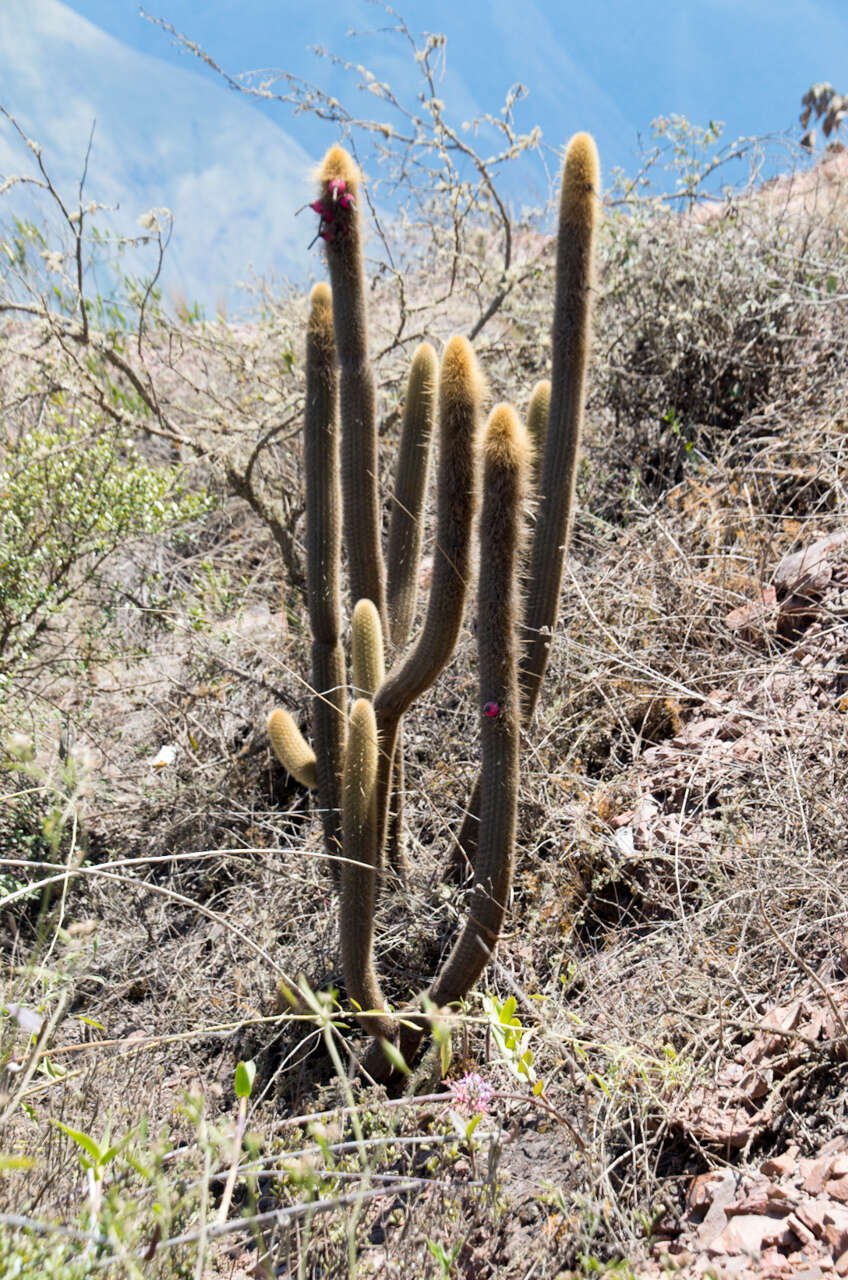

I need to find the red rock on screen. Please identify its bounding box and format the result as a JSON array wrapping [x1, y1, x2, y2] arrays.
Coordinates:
[[802, 1156, 837, 1195], [831, 1156, 848, 1177], [824, 1203, 848, 1255], [687, 1169, 736, 1212], [795, 1199, 830, 1238], [708, 1214, 795, 1258], [729, 1178, 786, 1215], [836, 1249, 848, 1276], [828, 1180, 848, 1205], [762, 1001, 803, 1035]]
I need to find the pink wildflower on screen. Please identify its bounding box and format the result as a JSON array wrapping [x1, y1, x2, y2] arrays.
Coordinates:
[[445, 1071, 493, 1116], [483, 701, 500, 718]]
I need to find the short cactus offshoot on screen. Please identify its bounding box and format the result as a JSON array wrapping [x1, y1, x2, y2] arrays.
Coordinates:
[[268, 134, 599, 1080]]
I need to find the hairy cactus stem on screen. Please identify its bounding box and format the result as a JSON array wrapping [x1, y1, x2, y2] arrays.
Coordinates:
[[372, 336, 483, 866], [386, 342, 439, 649], [267, 708, 318, 789], [449, 132, 599, 883], [340, 699, 397, 1045], [370, 404, 529, 1079], [316, 146, 386, 632], [305, 281, 347, 876], [351, 598, 385, 701]]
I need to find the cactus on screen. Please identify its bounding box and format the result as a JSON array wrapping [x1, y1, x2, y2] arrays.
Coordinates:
[[372, 335, 483, 860], [522, 132, 599, 714], [339, 699, 396, 1044], [268, 134, 599, 1082], [267, 709, 318, 789], [449, 131, 600, 883], [526, 380, 551, 492], [351, 598, 385, 701], [386, 342, 439, 648], [368, 404, 529, 1078], [315, 147, 386, 631], [304, 282, 347, 868]]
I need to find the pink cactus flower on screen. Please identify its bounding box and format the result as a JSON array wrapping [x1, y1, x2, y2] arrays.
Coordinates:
[[483, 701, 500, 718]]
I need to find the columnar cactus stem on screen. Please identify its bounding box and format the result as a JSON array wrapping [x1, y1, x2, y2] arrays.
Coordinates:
[[386, 342, 438, 648], [430, 406, 527, 997], [372, 336, 483, 863], [340, 699, 396, 1044], [305, 281, 347, 871], [448, 132, 599, 883], [521, 132, 599, 717], [267, 709, 318, 789], [371, 404, 529, 1077], [316, 146, 386, 630], [526, 379, 551, 492]]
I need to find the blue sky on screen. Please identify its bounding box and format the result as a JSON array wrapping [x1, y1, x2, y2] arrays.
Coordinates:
[[3, 1, 847, 311], [61, 0, 848, 164]]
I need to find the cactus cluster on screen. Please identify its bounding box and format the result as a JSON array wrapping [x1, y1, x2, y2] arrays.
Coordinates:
[[268, 134, 600, 1080]]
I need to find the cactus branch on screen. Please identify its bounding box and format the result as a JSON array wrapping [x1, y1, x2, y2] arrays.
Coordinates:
[[373, 335, 483, 861], [376, 404, 528, 1076], [386, 342, 438, 649], [352, 598, 385, 700], [317, 146, 386, 630], [305, 281, 347, 870], [448, 133, 599, 883], [267, 709, 318, 789], [340, 699, 396, 1044]]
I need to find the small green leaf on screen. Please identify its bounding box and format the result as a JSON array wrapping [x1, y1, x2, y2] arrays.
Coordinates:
[[378, 1039, 410, 1077], [75, 1015, 105, 1031], [234, 1059, 256, 1100], [54, 1121, 103, 1164], [465, 1112, 483, 1140]]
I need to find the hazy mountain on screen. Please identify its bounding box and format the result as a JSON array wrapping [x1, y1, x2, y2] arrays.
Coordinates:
[[0, 0, 316, 314]]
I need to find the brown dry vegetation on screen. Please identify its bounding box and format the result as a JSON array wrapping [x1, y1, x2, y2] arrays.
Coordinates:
[[1, 77, 848, 1280]]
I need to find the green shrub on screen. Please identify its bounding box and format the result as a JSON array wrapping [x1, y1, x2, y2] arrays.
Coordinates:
[[0, 410, 210, 676]]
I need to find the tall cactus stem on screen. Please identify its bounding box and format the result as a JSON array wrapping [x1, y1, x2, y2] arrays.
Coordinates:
[[340, 699, 396, 1043], [305, 281, 347, 871], [373, 335, 483, 862], [379, 404, 528, 1075], [316, 146, 386, 629], [521, 131, 599, 719], [447, 133, 599, 884], [386, 342, 439, 648]]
